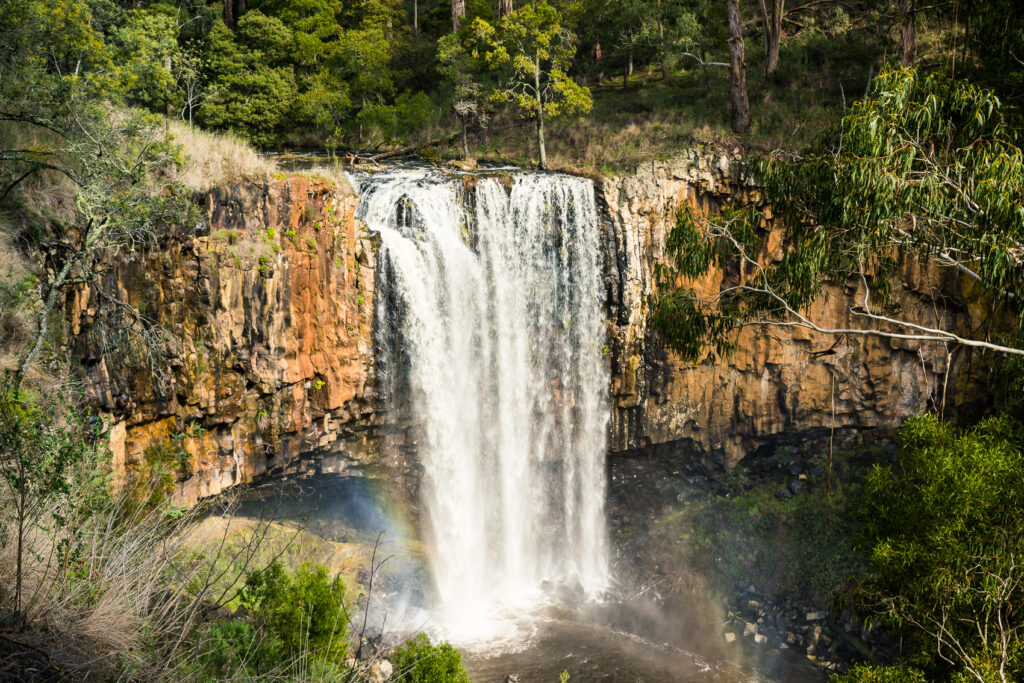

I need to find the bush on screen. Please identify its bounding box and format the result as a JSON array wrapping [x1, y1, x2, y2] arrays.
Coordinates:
[[390, 633, 470, 683], [241, 560, 350, 664], [852, 414, 1024, 680], [684, 454, 866, 606]]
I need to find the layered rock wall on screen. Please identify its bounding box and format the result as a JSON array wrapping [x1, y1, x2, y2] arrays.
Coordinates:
[[69, 156, 994, 503], [601, 151, 989, 467], [69, 175, 379, 503]]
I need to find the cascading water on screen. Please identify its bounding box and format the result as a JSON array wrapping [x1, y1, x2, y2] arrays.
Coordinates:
[[352, 166, 610, 645]]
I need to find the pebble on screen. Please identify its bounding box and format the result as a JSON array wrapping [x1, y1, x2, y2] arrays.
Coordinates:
[[724, 632, 737, 643], [806, 611, 828, 621]]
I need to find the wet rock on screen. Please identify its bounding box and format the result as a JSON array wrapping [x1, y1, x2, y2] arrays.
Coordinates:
[[788, 479, 804, 495], [806, 611, 828, 621]]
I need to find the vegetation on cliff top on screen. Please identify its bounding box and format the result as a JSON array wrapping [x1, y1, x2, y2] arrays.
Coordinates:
[[5, 0, 1020, 171]]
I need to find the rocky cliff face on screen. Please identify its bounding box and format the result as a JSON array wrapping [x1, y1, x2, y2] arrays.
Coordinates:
[[600, 151, 988, 468], [69, 175, 379, 503], [70, 155, 991, 503]]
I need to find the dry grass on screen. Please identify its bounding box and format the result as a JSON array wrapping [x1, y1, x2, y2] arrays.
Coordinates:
[[0, 462, 296, 679], [169, 121, 277, 190]]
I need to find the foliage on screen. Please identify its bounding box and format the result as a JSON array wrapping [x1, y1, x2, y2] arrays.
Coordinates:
[[200, 15, 299, 146], [851, 414, 1024, 680], [831, 663, 928, 683], [390, 633, 471, 683], [1, 0, 197, 387], [0, 380, 106, 615], [114, 6, 180, 113], [437, 30, 490, 157], [124, 437, 192, 515], [465, 0, 591, 166], [191, 618, 260, 679], [653, 66, 1024, 360], [240, 560, 351, 665], [681, 450, 867, 606], [356, 90, 437, 147]]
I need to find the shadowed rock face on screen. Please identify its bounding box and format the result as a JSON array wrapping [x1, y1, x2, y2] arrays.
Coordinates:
[[68, 154, 992, 504]]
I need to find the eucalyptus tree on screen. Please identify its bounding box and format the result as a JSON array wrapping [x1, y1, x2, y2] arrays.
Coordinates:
[[467, 0, 592, 168], [0, 0, 194, 624], [653, 67, 1024, 360]]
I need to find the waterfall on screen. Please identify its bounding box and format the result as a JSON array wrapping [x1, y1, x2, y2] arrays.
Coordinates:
[[352, 166, 609, 644]]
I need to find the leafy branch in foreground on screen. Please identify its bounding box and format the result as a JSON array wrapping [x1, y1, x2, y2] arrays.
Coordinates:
[[0, 0, 197, 388], [653, 66, 1024, 360]]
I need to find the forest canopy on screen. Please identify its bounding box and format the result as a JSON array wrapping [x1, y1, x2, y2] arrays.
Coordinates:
[[4, 0, 1018, 167]]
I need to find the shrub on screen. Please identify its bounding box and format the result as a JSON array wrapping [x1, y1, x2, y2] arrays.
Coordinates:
[[240, 561, 350, 665], [390, 633, 470, 683], [852, 414, 1024, 680]]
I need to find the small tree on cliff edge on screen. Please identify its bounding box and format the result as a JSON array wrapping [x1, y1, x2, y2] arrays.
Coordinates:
[[467, 1, 592, 169]]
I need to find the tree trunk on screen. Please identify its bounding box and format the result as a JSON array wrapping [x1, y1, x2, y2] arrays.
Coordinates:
[[899, 0, 916, 67], [757, 0, 783, 74], [451, 0, 465, 31], [768, 0, 782, 73], [15, 482, 25, 619], [727, 0, 751, 133], [16, 234, 86, 388], [461, 118, 469, 159], [223, 0, 233, 28], [414, 0, 418, 35], [237, 0, 246, 16], [535, 56, 546, 169], [497, 0, 512, 18], [657, 0, 668, 79], [164, 56, 173, 124]]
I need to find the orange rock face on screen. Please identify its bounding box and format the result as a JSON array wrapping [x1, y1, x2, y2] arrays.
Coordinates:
[[69, 175, 378, 504], [601, 152, 990, 467]]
